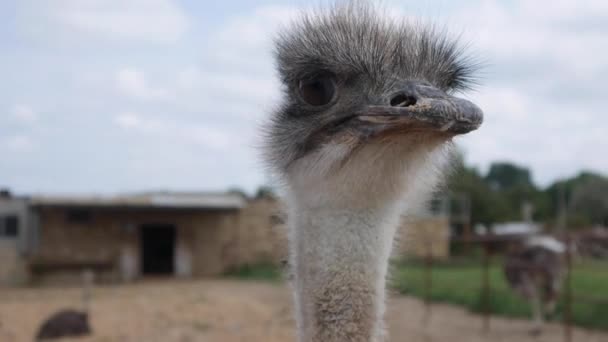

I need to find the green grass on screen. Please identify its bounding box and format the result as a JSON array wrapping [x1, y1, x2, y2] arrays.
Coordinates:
[[223, 263, 283, 282], [391, 258, 608, 331], [222, 259, 608, 331]]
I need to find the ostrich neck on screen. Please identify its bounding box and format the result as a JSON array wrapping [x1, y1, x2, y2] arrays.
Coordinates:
[[289, 201, 401, 342]]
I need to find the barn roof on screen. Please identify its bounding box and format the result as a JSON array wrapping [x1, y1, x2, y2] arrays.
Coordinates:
[[490, 222, 541, 236], [29, 192, 246, 210]]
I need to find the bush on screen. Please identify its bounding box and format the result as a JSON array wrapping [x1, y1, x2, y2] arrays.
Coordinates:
[[223, 263, 282, 282]]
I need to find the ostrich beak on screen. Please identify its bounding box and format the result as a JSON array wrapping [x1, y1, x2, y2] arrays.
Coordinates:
[[356, 82, 483, 136]]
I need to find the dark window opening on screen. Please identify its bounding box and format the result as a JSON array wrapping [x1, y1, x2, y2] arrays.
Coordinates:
[[140, 224, 176, 275], [66, 209, 92, 223], [4, 216, 18, 237]]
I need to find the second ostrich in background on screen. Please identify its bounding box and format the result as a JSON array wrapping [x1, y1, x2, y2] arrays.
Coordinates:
[[263, 3, 483, 342], [35, 270, 93, 341], [504, 236, 566, 335]]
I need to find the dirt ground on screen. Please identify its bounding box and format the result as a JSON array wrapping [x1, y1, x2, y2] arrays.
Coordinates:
[[0, 279, 606, 342]]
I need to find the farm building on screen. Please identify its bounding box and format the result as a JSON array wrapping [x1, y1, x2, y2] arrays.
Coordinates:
[[0, 190, 448, 286]]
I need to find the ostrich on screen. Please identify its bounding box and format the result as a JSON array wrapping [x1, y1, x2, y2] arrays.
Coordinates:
[[35, 270, 93, 340], [263, 3, 482, 342], [504, 235, 566, 334]]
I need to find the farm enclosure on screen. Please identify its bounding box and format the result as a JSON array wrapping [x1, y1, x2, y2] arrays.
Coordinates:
[[393, 258, 608, 331]]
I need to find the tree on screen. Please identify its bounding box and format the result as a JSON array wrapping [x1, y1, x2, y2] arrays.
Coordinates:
[[448, 155, 511, 225], [485, 162, 534, 190], [441, 151, 607, 228], [569, 174, 608, 226], [484, 162, 548, 222], [255, 186, 276, 199], [227, 187, 249, 199]]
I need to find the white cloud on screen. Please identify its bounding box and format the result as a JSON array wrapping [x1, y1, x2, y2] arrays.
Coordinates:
[[175, 67, 203, 90], [460, 84, 608, 184], [18, 0, 189, 44], [113, 111, 245, 152], [4, 135, 34, 151], [205, 6, 297, 74], [4, 1, 607, 194], [114, 112, 142, 129], [115, 68, 170, 101], [108, 2, 608, 187], [10, 104, 38, 124], [450, 1, 608, 82], [428, 0, 608, 184], [159, 7, 296, 124], [197, 70, 277, 109]]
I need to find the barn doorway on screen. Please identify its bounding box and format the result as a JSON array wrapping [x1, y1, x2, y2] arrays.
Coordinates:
[[140, 224, 176, 275]]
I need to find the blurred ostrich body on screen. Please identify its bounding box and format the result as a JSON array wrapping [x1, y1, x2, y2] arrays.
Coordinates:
[[36, 270, 93, 340], [504, 236, 566, 334]]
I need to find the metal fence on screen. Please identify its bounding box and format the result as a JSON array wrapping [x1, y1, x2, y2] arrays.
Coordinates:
[[414, 233, 608, 342]]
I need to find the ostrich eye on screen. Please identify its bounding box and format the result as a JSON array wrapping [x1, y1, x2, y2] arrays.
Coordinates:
[[298, 74, 336, 106]]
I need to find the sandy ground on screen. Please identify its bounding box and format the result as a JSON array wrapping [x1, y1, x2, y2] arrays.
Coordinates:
[[0, 279, 606, 342]]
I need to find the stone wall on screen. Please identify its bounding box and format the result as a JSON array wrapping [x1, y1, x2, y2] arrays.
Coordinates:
[[0, 241, 28, 286], [0, 197, 31, 285], [191, 211, 239, 276], [231, 197, 288, 266], [394, 216, 450, 259], [30, 207, 241, 284], [231, 198, 450, 265]]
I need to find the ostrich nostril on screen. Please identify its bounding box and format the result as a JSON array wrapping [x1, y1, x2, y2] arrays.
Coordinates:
[[390, 93, 417, 107]]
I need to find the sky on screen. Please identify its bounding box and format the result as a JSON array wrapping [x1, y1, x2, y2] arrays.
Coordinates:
[[0, 0, 606, 195]]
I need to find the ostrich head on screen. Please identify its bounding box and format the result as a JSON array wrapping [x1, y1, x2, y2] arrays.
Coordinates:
[[265, 4, 482, 212], [263, 3, 482, 342]]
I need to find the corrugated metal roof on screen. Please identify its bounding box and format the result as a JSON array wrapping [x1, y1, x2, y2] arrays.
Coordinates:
[[491, 222, 541, 235], [29, 192, 246, 209]]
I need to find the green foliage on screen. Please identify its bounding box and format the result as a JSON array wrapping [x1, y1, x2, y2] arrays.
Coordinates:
[[391, 259, 608, 331], [255, 186, 277, 199], [447, 151, 608, 228], [223, 263, 283, 282], [568, 174, 608, 226], [485, 162, 534, 190], [227, 187, 249, 199], [540, 172, 608, 227], [448, 159, 517, 225]]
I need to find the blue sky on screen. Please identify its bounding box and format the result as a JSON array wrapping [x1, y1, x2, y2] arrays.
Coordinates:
[[1, 0, 606, 195]]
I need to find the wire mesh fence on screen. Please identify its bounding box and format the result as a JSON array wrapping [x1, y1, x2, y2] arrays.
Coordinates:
[[394, 233, 608, 342]]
